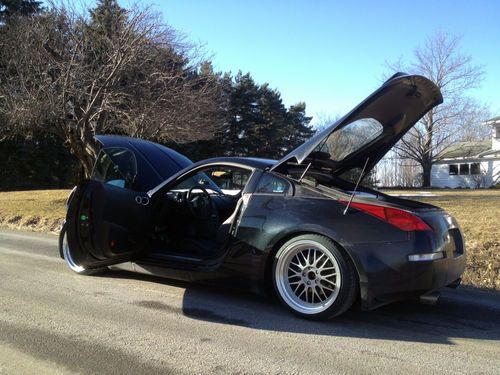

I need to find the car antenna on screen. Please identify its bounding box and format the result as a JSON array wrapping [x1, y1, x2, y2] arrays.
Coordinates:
[[343, 157, 370, 216]]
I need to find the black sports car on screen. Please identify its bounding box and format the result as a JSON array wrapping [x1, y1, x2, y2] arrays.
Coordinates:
[[61, 73, 466, 319]]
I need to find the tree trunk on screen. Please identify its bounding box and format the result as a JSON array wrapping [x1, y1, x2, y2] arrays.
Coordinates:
[[78, 153, 96, 179], [422, 160, 432, 187], [66, 129, 99, 178]]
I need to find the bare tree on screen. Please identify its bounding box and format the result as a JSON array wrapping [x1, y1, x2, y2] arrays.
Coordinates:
[[387, 32, 489, 186], [0, 2, 225, 176]]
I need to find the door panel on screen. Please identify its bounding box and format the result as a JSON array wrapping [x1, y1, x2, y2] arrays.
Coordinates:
[[66, 180, 152, 268]]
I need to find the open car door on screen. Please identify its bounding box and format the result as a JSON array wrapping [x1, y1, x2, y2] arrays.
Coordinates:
[[66, 180, 152, 269], [65, 147, 153, 269]]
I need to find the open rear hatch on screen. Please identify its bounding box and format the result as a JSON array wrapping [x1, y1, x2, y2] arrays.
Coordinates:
[[272, 73, 443, 179]]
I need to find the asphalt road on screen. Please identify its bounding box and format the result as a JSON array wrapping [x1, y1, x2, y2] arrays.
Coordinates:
[[0, 228, 499, 375]]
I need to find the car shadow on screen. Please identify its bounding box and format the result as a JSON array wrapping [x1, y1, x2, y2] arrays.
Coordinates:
[[100, 271, 500, 345]]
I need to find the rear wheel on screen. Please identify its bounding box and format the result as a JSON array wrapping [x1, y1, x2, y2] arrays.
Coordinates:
[[60, 224, 105, 275], [273, 234, 357, 320]]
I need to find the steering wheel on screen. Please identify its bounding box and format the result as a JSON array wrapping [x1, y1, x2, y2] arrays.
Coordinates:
[[186, 186, 214, 220]]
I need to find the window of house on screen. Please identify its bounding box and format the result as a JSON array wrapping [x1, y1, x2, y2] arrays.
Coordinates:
[[459, 164, 470, 175], [449, 164, 458, 175], [470, 163, 481, 175]]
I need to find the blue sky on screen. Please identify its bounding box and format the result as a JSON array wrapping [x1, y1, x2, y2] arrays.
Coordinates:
[[130, 1, 499, 125]]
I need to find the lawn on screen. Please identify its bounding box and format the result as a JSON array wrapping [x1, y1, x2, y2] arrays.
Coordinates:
[[0, 188, 498, 290], [0, 189, 70, 232]]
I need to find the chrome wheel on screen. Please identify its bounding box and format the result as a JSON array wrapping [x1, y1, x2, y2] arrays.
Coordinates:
[[275, 239, 342, 315], [62, 229, 86, 273]]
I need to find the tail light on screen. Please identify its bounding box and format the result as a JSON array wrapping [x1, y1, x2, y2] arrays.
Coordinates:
[[339, 201, 432, 231]]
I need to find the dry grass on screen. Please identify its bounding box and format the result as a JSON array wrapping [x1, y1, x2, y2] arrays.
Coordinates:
[[385, 189, 500, 290], [0, 189, 70, 233], [0, 188, 498, 289]]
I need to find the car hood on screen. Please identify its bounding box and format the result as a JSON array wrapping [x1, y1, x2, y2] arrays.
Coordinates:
[[271, 73, 443, 177]]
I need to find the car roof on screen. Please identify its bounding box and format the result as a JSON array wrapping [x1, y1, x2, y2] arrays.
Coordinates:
[[95, 135, 192, 190], [194, 156, 277, 170]]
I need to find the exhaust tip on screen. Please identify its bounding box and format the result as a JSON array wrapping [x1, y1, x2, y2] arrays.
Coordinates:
[[420, 291, 440, 305]]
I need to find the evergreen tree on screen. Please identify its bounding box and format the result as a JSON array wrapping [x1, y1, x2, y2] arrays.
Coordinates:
[[0, 0, 41, 23], [89, 0, 126, 38], [284, 102, 314, 152], [224, 72, 314, 159]]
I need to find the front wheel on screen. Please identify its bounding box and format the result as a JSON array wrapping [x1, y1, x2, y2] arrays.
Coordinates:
[[273, 234, 358, 320], [59, 224, 105, 276]]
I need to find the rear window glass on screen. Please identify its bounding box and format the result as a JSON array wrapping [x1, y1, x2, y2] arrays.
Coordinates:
[[91, 147, 137, 190], [256, 173, 289, 194], [316, 118, 383, 161]]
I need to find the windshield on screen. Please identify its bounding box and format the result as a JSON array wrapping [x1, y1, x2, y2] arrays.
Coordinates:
[[315, 118, 383, 162], [172, 171, 223, 194]]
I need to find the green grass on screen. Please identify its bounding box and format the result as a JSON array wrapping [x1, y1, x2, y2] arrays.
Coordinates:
[[1, 188, 498, 289]]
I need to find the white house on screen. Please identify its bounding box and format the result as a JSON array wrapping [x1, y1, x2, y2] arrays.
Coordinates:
[[431, 116, 500, 188]]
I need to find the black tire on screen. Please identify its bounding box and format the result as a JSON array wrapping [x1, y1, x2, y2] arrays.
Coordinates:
[[272, 234, 358, 320], [59, 223, 106, 276]]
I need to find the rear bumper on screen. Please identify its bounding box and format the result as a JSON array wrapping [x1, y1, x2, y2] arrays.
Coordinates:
[[350, 220, 466, 311], [349, 210, 467, 310], [359, 251, 466, 310]]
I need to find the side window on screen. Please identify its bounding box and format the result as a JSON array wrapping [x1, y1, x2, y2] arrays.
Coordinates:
[[91, 148, 137, 190], [206, 166, 252, 195], [256, 173, 289, 194], [170, 165, 252, 196]]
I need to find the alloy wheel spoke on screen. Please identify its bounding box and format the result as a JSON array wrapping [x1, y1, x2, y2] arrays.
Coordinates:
[[321, 284, 336, 292], [293, 283, 303, 294], [318, 257, 330, 269], [295, 255, 304, 268], [317, 284, 329, 298], [297, 286, 307, 300], [321, 279, 337, 286], [319, 266, 336, 272], [313, 253, 325, 267], [320, 272, 337, 278]]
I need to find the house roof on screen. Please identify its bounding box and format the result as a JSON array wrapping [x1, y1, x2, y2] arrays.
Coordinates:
[[439, 140, 491, 159], [484, 116, 500, 125]]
